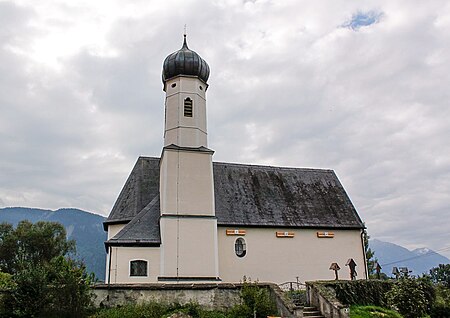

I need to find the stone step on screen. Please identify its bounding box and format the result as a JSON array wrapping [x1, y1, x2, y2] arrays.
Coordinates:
[[302, 306, 324, 318], [303, 313, 322, 317], [303, 309, 320, 314]]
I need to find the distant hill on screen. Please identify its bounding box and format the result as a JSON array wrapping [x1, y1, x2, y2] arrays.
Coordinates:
[[0, 207, 106, 280], [370, 238, 450, 276]]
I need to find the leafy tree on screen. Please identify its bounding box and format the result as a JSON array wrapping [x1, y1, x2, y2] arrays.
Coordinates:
[[417, 275, 436, 314], [7, 263, 50, 317], [0, 220, 93, 317], [386, 277, 432, 318], [431, 272, 450, 318], [362, 228, 377, 277], [430, 264, 450, 288], [46, 257, 94, 317], [0, 221, 75, 274]]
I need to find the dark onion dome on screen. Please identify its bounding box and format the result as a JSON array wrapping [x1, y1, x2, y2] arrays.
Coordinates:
[[162, 35, 210, 83]]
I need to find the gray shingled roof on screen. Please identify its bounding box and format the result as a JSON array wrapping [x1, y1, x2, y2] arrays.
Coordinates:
[[213, 162, 363, 228], [107, 196, 161, 246], [105, 156, 364, 246], [105, 157, 160, 227]]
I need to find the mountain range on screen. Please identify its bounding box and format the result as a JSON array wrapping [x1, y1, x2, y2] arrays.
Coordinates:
[[369, 238, 450, 276], [0, 207, 107, 280], [0, 207, 448, 280]]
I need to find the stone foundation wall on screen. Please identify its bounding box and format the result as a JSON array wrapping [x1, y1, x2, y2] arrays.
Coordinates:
[[93, 283, 242, 310], [92, 282, 296, 317]]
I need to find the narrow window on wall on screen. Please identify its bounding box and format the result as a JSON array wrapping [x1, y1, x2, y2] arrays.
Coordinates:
[[130, 260, 148, 276], [184, 97, 193, 117], [235, 238, 246, 258]]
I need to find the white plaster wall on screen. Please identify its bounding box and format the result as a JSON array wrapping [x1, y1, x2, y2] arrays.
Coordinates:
[[218, 227, 365, 284], [106, 246, 161, 283], [164, 76, 207, 148], [107, 224, 126, 240], [160, 150, 215, 216], [160, 217, 219, 278]]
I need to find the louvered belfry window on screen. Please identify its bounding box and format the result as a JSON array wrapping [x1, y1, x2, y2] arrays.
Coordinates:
[[184, 97, 193, 117], [130, 260, 148, 276]]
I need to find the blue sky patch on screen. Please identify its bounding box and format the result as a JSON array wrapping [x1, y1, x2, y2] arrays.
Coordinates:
[[343, 10, 383, 30]]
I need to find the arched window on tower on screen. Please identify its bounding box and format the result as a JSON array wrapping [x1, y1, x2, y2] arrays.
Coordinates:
[[184, 97, 193, 117]]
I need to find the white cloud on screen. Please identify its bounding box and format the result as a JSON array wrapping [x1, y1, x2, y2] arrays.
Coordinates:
[[1, 0, 450, 258]]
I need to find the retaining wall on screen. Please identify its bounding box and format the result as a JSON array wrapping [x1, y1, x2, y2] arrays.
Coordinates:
[[92, 282, 297, 317]]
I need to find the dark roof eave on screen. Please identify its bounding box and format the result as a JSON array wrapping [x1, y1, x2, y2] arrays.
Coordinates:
[[105, 240, 161, 248], [217, 223, 364, 230]]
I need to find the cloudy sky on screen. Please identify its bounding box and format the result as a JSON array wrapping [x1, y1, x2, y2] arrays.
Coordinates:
[[1, 0, 449, 258]]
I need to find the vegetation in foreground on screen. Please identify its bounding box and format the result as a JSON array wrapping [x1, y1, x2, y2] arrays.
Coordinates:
[[0, 220, 94, 317], [1, 220, 450, 318], [350, 305, 403, 318], [315, 265, 450, 318], [90, 302, 226, 318]]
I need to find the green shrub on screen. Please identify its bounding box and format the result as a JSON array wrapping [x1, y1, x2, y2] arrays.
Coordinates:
[[430, 304, 450, 318], [431, 286, 450, 318], [435, 286, 450, 307], [167, 302, 228, 318], [91, 302, 171, 318], [418, 276, 436, 314], [232, 280, 277, 318], [321, 280, 393, 306], [349, 305, 402, 318], [90, 302, 229, 318], [386, 277, 429, 318], [0, 272, 15, 290]]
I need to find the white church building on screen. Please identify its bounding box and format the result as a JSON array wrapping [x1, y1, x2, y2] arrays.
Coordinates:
[[103, 36, 367, 284]]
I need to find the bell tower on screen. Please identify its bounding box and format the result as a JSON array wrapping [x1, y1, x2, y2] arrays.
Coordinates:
[[158, 35, 219, 282]]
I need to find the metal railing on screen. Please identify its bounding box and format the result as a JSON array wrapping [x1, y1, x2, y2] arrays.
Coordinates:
[[278, 281, 306, 292]]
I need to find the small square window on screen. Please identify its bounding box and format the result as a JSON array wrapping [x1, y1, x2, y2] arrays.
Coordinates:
[[130, 260, 148, 276]]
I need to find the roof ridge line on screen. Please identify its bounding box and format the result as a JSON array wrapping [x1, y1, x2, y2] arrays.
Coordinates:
[[212, 161, 333, 172], [134, 156, 333, 173]]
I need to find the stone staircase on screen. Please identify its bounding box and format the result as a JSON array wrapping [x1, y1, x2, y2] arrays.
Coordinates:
[[302, 306, 324, 318]]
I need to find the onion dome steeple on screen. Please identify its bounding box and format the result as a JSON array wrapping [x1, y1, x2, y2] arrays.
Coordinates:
[[162, 35, 210, 83]]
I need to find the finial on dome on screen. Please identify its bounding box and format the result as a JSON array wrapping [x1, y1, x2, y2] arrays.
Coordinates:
[[183, 25, 188, 48]]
